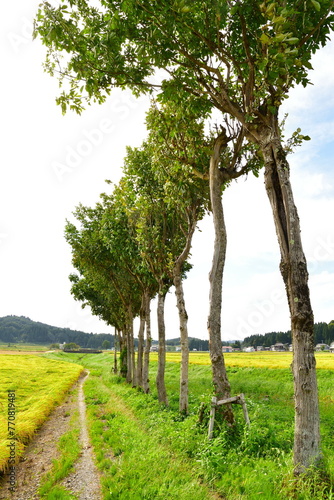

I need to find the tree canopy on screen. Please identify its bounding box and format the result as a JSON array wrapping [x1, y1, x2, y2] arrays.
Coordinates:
[[34, 0, 334, 121]]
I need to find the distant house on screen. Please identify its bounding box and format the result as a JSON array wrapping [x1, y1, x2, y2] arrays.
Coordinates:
[[243, 346, 255, 352], [330, 342, 334, 353], [270, 343, 287, 352], [222, 346, 232, 353], [59, 343, 66, 350], [315, 343, 330, 352], [150, 346, 158, 352], [256, 346, 264, 351]]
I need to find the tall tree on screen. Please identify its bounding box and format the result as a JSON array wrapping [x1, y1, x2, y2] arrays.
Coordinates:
[[104, 178, 158, 392], [35, 0, 334, 470], [123, 142, 202, 410], [146, 99, 260, 418], [65, 202, 142, 383]]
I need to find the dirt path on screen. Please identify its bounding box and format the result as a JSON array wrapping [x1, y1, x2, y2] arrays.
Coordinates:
[[0, 371, 102, 500], [61, 372, 102, 500]]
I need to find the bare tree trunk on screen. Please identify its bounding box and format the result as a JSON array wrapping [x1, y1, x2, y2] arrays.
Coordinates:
[[156, 285, 168, 405], [126, 322, 132, 384], [113, 327, 118, 374], [207, 133, 234, 425], [119, 329, 127, 378], [136, 293, 146, 389], [260, 125, 321, 473], [126, 306, 136, 386], [174, 266, 189, 413], [143, 291, 151, 394], [173, 214, 197, 414], [130, 322, 136, 389]]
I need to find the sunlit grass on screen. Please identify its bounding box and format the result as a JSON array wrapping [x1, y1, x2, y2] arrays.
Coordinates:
[[0, 355, 83, 472]]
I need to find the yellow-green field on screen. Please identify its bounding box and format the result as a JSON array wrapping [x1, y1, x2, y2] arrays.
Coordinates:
[[0, 344, 50, 352], [0, 355, 83, 472], [149, 351, 334, 370]]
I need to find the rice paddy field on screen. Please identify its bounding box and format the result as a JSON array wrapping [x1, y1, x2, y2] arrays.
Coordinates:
[[0, 343, 50, 352], [156, 350, 334, 370], [0, 355, 83, 472]]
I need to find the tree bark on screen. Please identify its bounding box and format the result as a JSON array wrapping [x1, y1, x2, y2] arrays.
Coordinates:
[[174, 265, 189, 413], [156, 285, 168, 405], [260, 124, 321, 472], [142, 291, 151, 394], [119, 329, 127, 378], [173, 212, 197, 414], [126, 305, 136, 386], [113, 327, 118, 374], [136, 293, 146, 389], [207, 132, 234, 425], [125, 322, 132, 384]]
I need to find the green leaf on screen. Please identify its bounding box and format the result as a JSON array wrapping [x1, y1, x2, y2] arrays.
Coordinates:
[[285, 37, 299, 44], [268, 105, 277, 115], [272, 16, 286, 24], [273, 33, 287, 42], [310, 0, 321, 12], [260, 33, 271, 44], [265, 3, 276, 15], [268, 70, 279, 80]]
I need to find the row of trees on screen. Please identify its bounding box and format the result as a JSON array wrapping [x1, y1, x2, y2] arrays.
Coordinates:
[[65, 107, 212, 410], [34, 0, 334, 473], [243, 321, 334, 348]]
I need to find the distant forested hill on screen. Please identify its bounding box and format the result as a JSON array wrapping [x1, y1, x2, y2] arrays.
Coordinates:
[[0, 315, 115, 348], [167, 337, 209, 351], [242, 321, 334, 348]]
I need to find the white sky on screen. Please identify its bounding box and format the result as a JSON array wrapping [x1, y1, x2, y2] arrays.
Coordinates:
[[1, 2, 334, 341]]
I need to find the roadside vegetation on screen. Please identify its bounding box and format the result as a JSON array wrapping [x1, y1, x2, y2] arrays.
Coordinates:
[[0, 355, 83, 472], [44, 351, 334, 499]]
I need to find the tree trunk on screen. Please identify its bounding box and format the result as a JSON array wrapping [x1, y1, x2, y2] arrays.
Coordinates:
[[260, 125, 321, 473], [125, 322, 132, 384], [173, 213, 197, 414], [207, 132, 234, 425], [143, 291, 151, 394], [130, 323, 136, 388], [136, 293, 146, 389], [113, 327, 118, 374], [126, 305, 136, 386], [174, 265, 189, 414], [119, 329, 127, 378], [156, 285, 168, 405]]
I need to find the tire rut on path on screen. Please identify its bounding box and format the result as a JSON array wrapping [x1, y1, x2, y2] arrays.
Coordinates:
[[0, 370, 102, 500]]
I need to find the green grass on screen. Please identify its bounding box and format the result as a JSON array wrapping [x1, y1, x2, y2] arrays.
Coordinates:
[[44, 352, 334, 499]]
